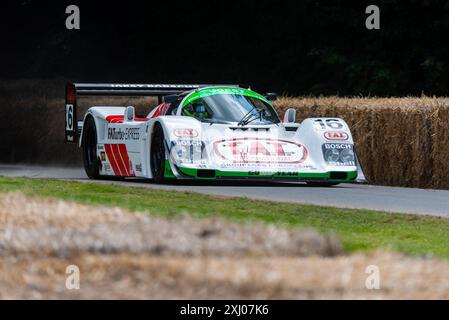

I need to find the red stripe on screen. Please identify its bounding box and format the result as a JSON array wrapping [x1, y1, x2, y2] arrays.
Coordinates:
[[106, 115, 149, 123], [151, 106, 161, 119], [118, 144, 135, 177], [104, 144, 121, 176], [118, 144, 129, 176], [112, 144, 126, 176], [111, 144, 127, 176], [105, 115, 122, 123], [151, 103, 169, 119], [133, 118, 149, 122]]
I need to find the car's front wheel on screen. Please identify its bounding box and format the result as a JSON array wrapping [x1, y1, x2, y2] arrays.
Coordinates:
[[150, 123, 166, 183], [82, 116, 100, 179]]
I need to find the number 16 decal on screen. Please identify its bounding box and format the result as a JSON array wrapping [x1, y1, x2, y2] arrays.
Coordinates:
[[314, 119, 344, 130]]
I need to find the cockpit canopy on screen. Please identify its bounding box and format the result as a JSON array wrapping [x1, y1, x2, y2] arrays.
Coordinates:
[[180, 87, 280, 125]]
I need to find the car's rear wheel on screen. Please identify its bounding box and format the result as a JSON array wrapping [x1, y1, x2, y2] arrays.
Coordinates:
[[151, 124, 166, 183], [82, 116, 100, 179], [306, 182, 339, 187]]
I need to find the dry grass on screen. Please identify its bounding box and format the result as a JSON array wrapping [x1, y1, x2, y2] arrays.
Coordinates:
[[4, 252, 449, 299], [0, 192, 342, 258], [1, 192, 449, 299]]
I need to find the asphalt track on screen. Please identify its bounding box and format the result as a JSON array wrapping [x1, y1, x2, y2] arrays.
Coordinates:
[[1, 164, 449, 217]]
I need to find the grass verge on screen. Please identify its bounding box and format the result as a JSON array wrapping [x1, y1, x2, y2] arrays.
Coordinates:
[[1, 176, 448, 258]]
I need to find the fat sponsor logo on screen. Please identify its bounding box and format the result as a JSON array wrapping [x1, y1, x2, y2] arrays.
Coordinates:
[[214, 138, 307, 164], [174, 128, 198, 138], [324, 131, 348, 141], [108, 127, 140, 140]]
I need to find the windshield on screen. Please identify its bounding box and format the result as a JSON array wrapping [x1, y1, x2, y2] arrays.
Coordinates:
[[181, 91, 280, 125]]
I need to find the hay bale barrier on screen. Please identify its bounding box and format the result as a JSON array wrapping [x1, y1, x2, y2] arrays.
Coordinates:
[[274, 97, 449, 189]]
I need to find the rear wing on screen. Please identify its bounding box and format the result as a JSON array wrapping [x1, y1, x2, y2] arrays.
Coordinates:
[[65, 82, 232, 143]]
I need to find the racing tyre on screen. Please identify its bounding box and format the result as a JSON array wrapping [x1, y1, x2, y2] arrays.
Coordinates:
[[151, 123, 166, 184], [82, 116, 100, 179], [306, 182, 339, 187]]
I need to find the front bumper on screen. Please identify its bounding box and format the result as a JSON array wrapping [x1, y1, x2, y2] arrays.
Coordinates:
[[170, 164, 358, 182]]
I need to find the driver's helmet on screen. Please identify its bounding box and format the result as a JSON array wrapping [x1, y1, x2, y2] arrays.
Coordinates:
[[182, 101, 209, 119]]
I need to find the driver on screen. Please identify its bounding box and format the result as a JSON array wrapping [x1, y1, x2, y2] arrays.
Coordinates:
[[182, 101, 210, 119]]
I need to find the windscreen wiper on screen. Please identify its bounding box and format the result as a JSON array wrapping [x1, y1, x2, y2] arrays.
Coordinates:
[[237, 108, 263, 126], [237, 108, 256, 126], [200, 119, 232, 125]]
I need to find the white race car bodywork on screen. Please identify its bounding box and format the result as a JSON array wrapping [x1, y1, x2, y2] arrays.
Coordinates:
[[80, 104, 364, 183]]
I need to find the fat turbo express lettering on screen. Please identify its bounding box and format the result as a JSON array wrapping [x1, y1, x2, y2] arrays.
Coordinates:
[[108, 127, 140, 140]]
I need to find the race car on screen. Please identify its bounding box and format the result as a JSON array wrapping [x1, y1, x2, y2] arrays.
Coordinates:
[[65, 83, 366, 185]]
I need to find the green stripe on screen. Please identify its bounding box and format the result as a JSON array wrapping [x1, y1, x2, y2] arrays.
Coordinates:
[[163, 160, 176, 179], [182, 87, 271, 107], [177, 166, 357, 181]]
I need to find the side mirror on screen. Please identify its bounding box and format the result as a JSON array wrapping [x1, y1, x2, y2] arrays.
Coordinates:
[[125, 106, 135, 121], [264, 92, 278, 101], [283, 108, 296, 123]]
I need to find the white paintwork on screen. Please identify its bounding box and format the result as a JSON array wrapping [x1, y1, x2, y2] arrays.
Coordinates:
[[79, 92, 362, 181]]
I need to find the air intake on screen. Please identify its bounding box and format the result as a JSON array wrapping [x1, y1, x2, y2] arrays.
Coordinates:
[[330, 172, 347, 180], [197, 170, 216, 178], [229, 127, 270, 132]]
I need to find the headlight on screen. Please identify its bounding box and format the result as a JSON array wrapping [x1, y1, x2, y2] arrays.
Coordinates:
[[340, 149, 354, 162], [325, 148, 340, 162], [171, 140, 204, 163], [194, 144, 202, 154], [322, 143, 355, 166], [176, 145, 189, 159]]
